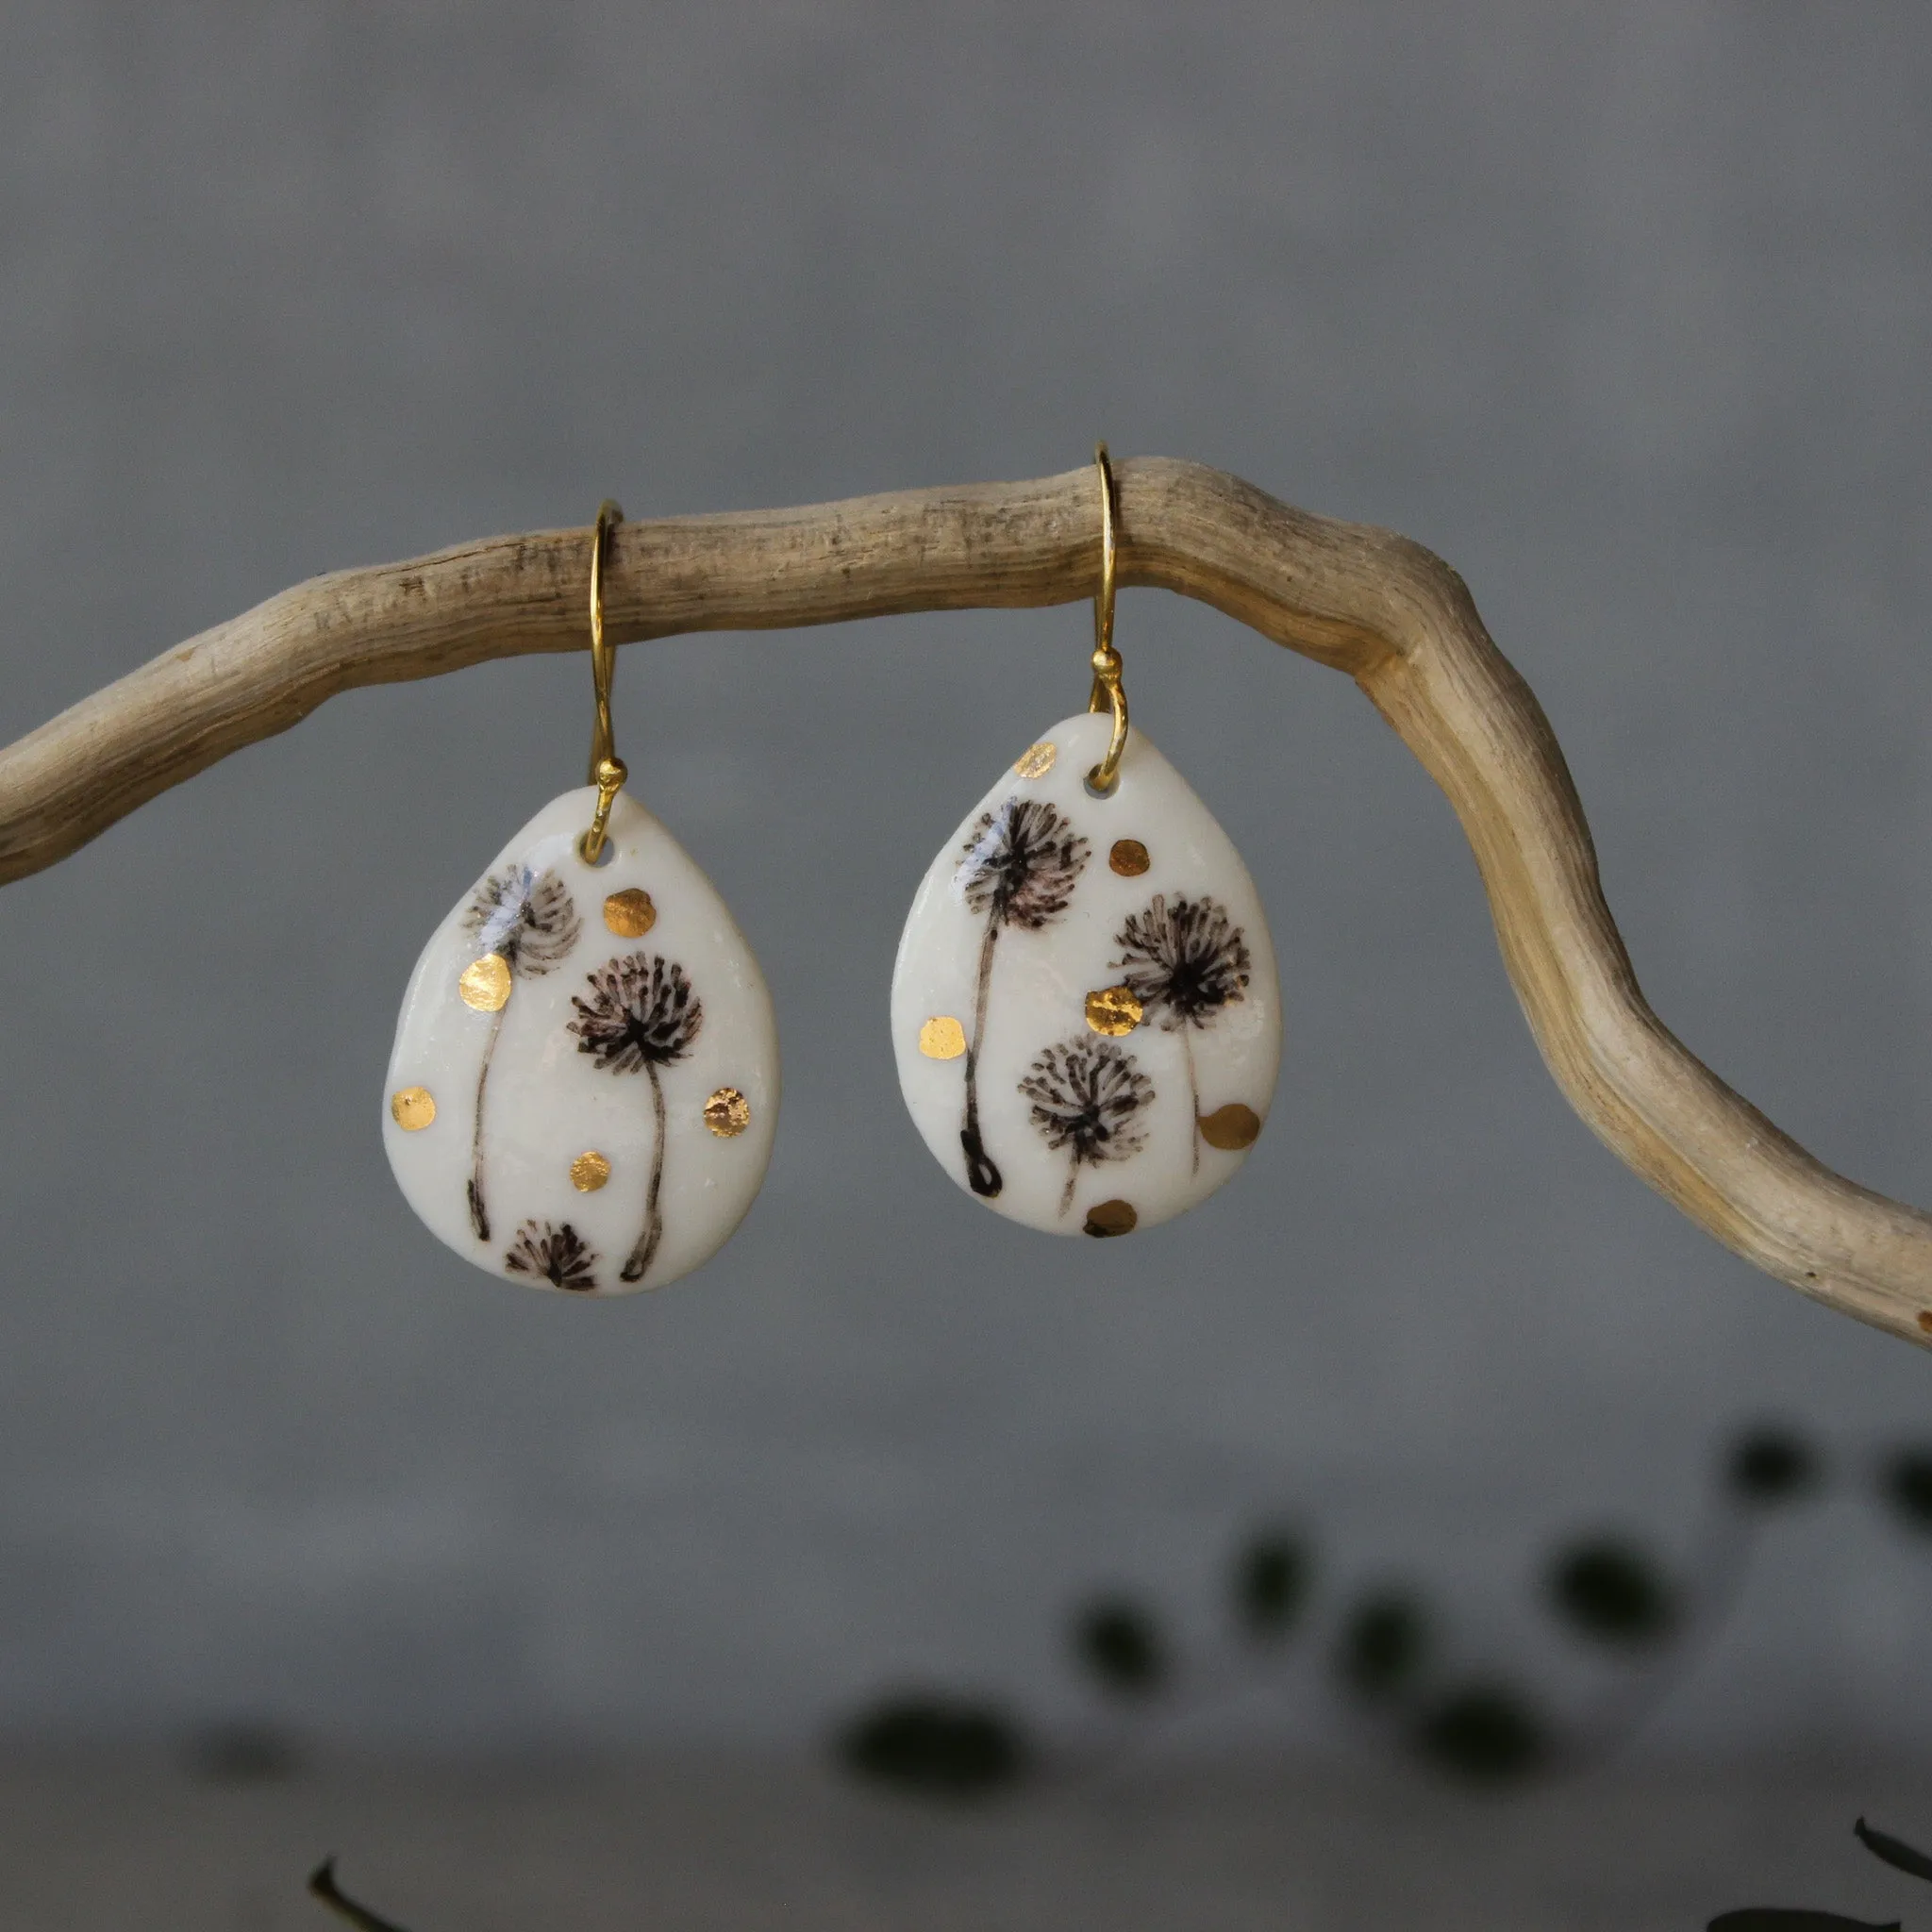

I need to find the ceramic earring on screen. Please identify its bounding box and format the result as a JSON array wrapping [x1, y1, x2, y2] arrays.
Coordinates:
[[891, 447, 1280, 1238], [383, 502, 779, 1293]]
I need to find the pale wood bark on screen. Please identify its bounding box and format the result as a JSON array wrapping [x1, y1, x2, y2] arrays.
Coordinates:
[[1, 458, 1926, 1343]]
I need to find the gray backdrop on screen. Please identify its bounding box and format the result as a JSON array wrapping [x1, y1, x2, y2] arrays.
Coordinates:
[[2, 3, 1930, 1757]]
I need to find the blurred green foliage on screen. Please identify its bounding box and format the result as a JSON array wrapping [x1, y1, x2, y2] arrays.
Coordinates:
[[1546, 1539, 1675, 1647], [1879, 1447, 1932, 1531], [1413, 1683, 1545, 1783], [1337, 1590, 1430, 1701], [1073, 1598, 1168, 1696], [839, 1695, 1027, 1799], [1232, 1531, 1309, 1640], [1708, 1913, 1899, 1929], [1728, 1426, 1822, 1505], [831, 1419, 1932, 1806]]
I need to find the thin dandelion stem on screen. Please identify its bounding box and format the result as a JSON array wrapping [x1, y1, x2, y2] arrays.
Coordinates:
[[1183, 1029, 1200, 1175], [960, 916, 1003, 1197], [467, 1002, 507, 1241], [1060, 1158, 1078, 1216], [954, 795, 1087, 1198], [571, 954, 700, 1282], [1111, 892, 1249, 1183], [460, 866, 581, 1239], [623, 1059, 669, 1283]]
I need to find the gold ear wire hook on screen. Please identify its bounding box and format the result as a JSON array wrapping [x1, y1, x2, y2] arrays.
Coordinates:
[[1085, 444, 1128, 796], [579, 499, 627, 864]]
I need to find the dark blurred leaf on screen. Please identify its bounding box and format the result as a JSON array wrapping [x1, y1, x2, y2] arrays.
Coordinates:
[[1546, 1539, 1675, 1647], [1411, 1683, 1545, 1784], [837, 1695, 1028, 1801], [1072, 1598, 1168, 1697], [1878, 1449, 1932, 1531], [1708, 1914, 1899, 1930], [1233, 1532, 1310, 1641], [1727, 1426, 1822, 1505], [187, 1721, 303, 1785], [1335, 1590, 1428, 1701], [308, 1858, 413, 1932], [1855, 1815, 1932, 1881]]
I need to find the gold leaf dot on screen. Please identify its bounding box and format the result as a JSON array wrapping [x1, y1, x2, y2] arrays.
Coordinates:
[[1919, 1310, 1932, 1337], [1109, 839, 1151, 876], [604, 888, 657, 938], [570, 1151, 612, 1191], [391, 1086, 436, 1130], [1084, 985, 1143, 1036], [458, 954, 512, 1011], [704, 1087, 752, 1137], [1084, 1199, 1138, 1238], [1198, 1103, 1263, 1152], [919, 1015, 967, 1059], [1014, 741, 1057, 778]]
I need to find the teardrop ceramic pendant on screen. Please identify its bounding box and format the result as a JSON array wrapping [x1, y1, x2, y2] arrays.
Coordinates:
[[383, 785, 779, 1293], [891, 709, 1279, 1237]]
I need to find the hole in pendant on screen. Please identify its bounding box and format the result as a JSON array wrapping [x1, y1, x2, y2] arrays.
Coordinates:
[[1084, 764, 1120, 800], [578, 831, 616, 868]]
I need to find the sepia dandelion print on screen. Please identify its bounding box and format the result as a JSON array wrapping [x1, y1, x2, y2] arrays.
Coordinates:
[[504, 1219, 599, 1292], [569, 953, 704, 1284], [462, 864, 581, 1241], [1113, 892, 1251, 1028], [954, 797, 1090, 1197], [465, 864, 582, 973], [1113, 893, 1251, 1170], [958, 796, 1090, 931], [1020, 1037, 1154, 1215]]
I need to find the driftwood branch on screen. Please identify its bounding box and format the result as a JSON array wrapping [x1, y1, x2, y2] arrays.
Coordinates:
[[2, 458, 1927, 1345]]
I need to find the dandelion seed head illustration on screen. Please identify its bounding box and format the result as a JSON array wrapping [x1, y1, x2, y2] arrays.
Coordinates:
[[1113, 893, 1251, 1030], [958, 798, 1090, 930], [463, 864, 582, 974], [504, 1220, 599, 1291], [569, 955, 704, 1073], [1020, 1038, 1154, 1169]]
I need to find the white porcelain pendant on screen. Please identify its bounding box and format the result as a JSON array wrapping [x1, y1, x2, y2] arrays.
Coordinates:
[[383, 787, 779, 1294], [891, 711, 1280, 1238]]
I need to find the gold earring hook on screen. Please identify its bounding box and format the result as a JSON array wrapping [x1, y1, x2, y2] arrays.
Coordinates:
[[1085, 443, 1128, 796], [579, 498, 627, 864]]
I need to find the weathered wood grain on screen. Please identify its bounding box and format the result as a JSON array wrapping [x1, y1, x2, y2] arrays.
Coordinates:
[[2, 458, 1925, 1342]]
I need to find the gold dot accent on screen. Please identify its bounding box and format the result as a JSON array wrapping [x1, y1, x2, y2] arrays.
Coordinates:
[[1109, 839, 1151, 876], [705, 1087, 752, 1137], [604, 888, 657, 938], [1014, 741, 1057, 778], [1198, 1103, 1263, 1152], [1084, 1199, 1138, 1238], [1084, 985, 1143, 1036], [570, 1151, 612, 1192], [458, 953, 512, 1011], [919, 1015, 967, 1059], [391, 1086, 436, 1131], [1919, 1311, 1932, 1337]]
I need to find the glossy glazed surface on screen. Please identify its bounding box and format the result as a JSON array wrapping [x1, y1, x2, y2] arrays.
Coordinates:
[[891, 712, 1279, 1237], [384, 786, 778, 1293]]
